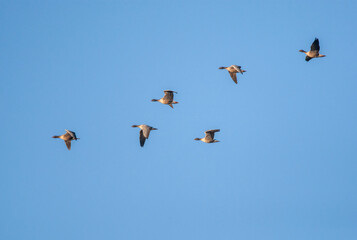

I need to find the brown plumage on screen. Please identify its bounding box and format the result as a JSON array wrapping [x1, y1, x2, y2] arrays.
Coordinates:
[[151, 90, 179, 108], [219, 65, 246, 84], [299, 38, 326, 61], [132, 124, 158, 147], [194, 129, 220, 143], [52, 129, 79, 150]]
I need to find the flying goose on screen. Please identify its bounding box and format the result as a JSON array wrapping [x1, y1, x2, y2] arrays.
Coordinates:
[[219, 65, 246, 84], [52, 129, 79, 150], [132, 124, 158, 147], [299, 38, 326, 61], [151, 90, 179, 108], [194, 129, 220, 143]]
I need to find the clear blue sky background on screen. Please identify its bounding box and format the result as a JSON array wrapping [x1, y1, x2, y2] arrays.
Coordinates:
[[1, 1, 357, 239]]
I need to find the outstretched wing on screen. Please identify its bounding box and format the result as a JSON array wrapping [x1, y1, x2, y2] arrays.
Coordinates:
[[65, 129, 77, 140], [139, 130, 146, 147], [310, 38, 320, 52], [229, 72, 238, 84], [163, 90, 176, 101], [205, 129, 220, 141], [232, 65, 243, 74], [65, 140, 71, 150]]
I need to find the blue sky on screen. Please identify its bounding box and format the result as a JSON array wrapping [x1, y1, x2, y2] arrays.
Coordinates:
[[1, 1, 357, 239]]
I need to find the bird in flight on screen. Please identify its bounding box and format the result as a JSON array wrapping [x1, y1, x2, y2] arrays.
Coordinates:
[[299, 38, 326, 61], [132, 124, 158, 147], [219, 65, 246, 84], [194, 129, 220, 143], [151, 90, 179, 108], [52, 129, 79, 150]]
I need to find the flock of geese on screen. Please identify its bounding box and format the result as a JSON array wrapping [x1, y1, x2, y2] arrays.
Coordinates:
[[52, 38, 326, 150]]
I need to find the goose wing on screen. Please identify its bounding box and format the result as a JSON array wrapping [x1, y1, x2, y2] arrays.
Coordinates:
[[310, 38, 320, 52], [229, 72, 238, 84], [232, 65, 243, 74], [65, 140, 71, 150], [65, 129, 77, 140], [139, 130, 146, 147], [204, 129, 220, 141], [163, 90, 176, 101]]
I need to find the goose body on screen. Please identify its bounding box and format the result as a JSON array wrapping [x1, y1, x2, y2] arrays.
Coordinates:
[[194, 129, 220, 143], [52, 129, 79, 150], [151, 90, 179, 108], [132, 124, 158, 147], [219, 65, 246, 84], [299, 38, 326, 61]]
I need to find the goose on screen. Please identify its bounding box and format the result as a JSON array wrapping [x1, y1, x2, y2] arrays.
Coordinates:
[[52, 129, 79, 150], [194, 129, 220, 143], [151, 90, 179, 108], [219, 65, 246, 84], [299, 38, 326, 61], [132, 124, 158, 147]]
